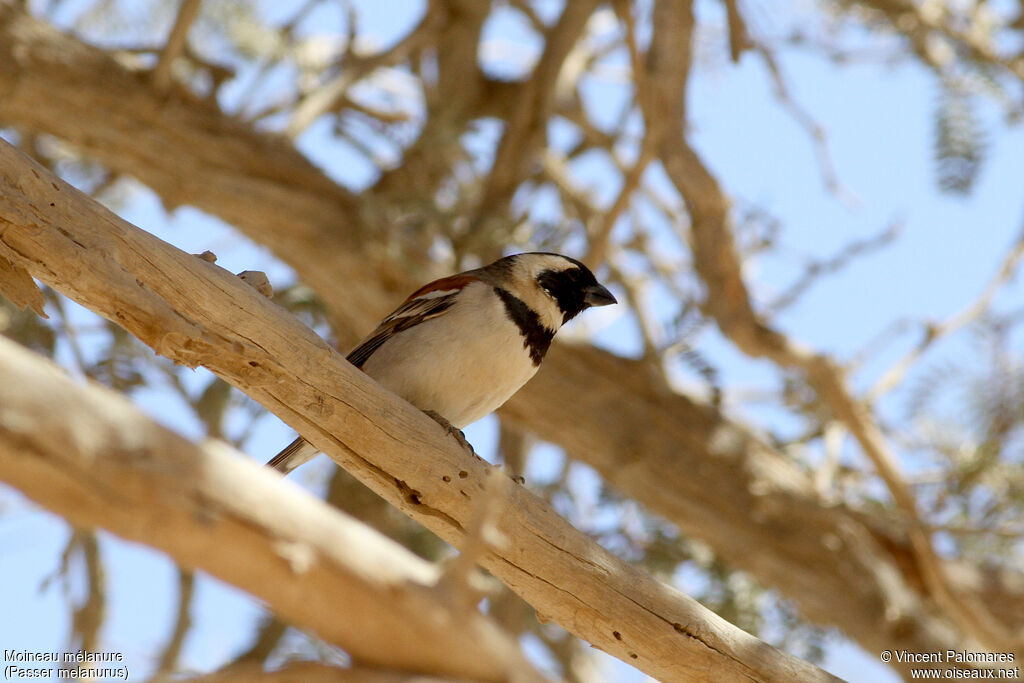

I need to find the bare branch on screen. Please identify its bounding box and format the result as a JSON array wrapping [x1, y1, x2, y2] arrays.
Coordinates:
[[751, 42, 857, 205], [767, 221, 900, 315], [868, 227, 1024, 400], [472, 0, 601, 229], [285, 4, 441, 138], [152, 0, 202, 93], [721, 0, 752, 62], [4, 2, 1023, 667], [0, 335, 546, 683], [606, 255, 662, 364], [66, 530, 105, 660], [644, 0, 1024, 658], [0, 2, 401, 344], [0, 138, 839, 683], [584, 141, 655, 268], [151, 569, 195, 680]]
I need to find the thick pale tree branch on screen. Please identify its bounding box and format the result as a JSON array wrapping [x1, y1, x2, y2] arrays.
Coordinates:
[[2, 3, 1022, 670], [0, 336, 544, 682], [499, 343, 962, 676], [0, 140, 840, 682]]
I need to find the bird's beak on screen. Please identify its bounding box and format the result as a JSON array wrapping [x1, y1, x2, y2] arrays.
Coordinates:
[[583, 283, 617, 307]]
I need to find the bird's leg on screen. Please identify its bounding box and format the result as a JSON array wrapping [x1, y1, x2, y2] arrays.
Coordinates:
[[423, 410, 475, 454]]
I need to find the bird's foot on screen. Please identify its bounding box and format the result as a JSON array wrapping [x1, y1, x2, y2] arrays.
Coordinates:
[[424, 410, 476, 454]]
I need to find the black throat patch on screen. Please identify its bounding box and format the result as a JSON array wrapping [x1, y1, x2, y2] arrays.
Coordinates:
[[494, 287, 555, 366]]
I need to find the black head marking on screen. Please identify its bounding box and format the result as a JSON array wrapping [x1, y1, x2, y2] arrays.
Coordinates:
[[494, 287, 554, 366], [535, 258, 603, 324]]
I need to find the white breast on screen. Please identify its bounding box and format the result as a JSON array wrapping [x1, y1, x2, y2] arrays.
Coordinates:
[[359, 281, 541, 428]]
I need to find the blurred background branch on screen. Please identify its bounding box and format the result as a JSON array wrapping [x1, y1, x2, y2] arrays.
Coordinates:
[[2, 0, 1023, 679]]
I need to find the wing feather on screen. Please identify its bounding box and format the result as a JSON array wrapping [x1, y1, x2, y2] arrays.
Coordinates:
[[269, 272, 476, 473], [345, 275, 473, 368]]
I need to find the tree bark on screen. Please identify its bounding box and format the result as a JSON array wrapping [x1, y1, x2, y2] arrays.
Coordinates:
[[0, 337, 545, 683], [0, 139, 841, 682], [1, 5, 1021, 674]]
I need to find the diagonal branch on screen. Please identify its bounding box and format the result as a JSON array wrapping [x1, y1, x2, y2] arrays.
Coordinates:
[[0, 337, 546, 682], [152, 569, 195, 679], [868, 226, 1024, 400], [644, 0, 1024, 657], [0, 139, 840, 683], [2, 2, 1022, 668]]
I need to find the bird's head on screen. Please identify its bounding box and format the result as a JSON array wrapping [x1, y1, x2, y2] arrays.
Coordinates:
[[484, 252, 617, 330]]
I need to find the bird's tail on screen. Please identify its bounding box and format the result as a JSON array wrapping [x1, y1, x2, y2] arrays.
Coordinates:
[[266, 436, 319, 474]]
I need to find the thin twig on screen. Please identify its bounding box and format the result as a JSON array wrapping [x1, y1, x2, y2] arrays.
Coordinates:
[[581, 0, 656, 269], [67, 531, 106, 661], [767, 221, 901, 315], [150, 570, 195, 681], [235, 0, 324, 118], [471, 0, 601, 225], [867, 227, 1024, 401], [585, 138, 654, 269], [48, 291, 90, 375], [607, 254, 661, 365], [752, 42, 858, 206], [285, 4, 440, 138], [721, 0, 752, 62]]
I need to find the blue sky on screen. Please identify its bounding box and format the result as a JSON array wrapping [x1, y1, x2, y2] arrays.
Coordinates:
[[4, 1, 1024, 681]]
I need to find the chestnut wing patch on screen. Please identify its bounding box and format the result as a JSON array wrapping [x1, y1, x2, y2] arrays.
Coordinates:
[[346, 290, 460, 368], [406, 273, 477, 300]]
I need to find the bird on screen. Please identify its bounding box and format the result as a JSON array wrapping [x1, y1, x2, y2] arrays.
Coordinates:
[[266, 252, 617, 474]]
